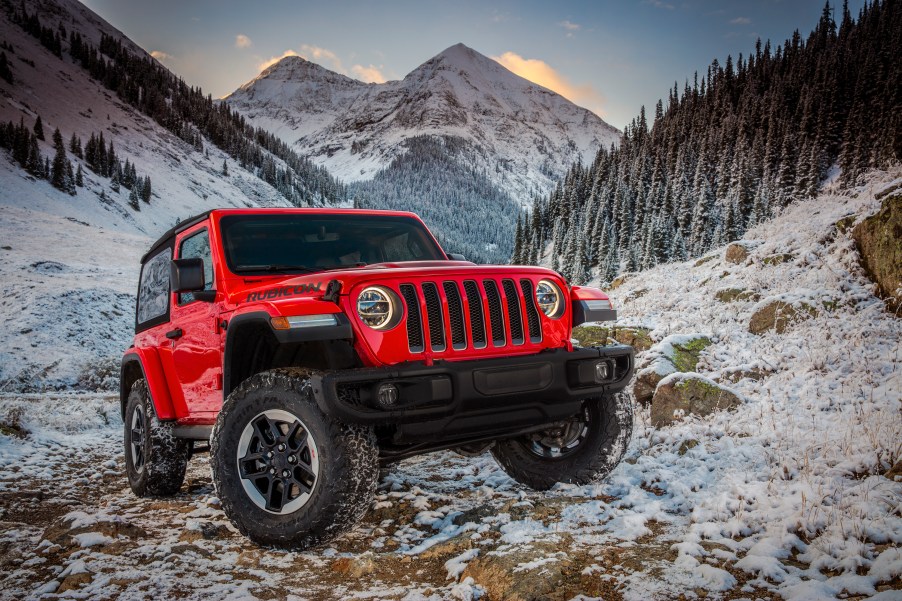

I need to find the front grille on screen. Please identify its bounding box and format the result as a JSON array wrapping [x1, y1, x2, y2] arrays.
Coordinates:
[[421, 282, 446, 352], [400, 278, 541, 353], [463, 280, 487, 349], [520, 279, 542, 343], [502, 279, 525, 345], [483, 280, 506, 346], [399, 284, 424, 352], [443, 282, 467, 350]]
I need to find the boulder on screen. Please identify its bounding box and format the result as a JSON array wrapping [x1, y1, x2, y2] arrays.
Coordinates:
[[571, 325, 610, 347], [631, 334, 711, 405], [749, 299, 818, 334], [609, 273, 635, 290], [715, 287, 761, 303], [612, 327, 653, 351], [762, 253, 794, 266], [852, 194, 902, 313], [650, 374, 743, 428], [725, 243, 750, 264], [694, 254, 717, 267]]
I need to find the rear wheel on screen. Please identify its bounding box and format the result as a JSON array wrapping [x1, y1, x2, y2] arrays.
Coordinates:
[[210, 369, 378, 549], [490, 393, 633, 490], [124, 379, 190, 497]]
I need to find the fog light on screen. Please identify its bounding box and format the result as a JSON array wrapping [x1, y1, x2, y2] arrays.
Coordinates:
[[377, 383, 399, 408], [595, 360, 611, 382]]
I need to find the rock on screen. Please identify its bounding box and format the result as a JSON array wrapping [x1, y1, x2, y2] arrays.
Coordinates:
[[749, 300, 818, 334], [650, 374, 743, 428], [885, 459, 902, 482], [715, 287, 761, 303], [632, 334, 712, 405], [331, 553, 377, 578], [835, 214, 857, 234], [57, 572, 92, 593], [612, 327, 653, 351], [725, 243, 750, 264], [633, 367, 667, 406], [678, 439, 699, 455], [694, 254, 717, 267], [571, 325, 610, 347], [720, 367, 771, 383], [762, 253, 794, 265], [669, 336, 712, 372], [461, 539, 577, 601], [609, 273, 635, 289], [852, 194, 902, 313]]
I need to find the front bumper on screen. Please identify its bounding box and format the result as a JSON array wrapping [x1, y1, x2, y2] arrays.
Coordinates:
[[309, 345, 633, 443]]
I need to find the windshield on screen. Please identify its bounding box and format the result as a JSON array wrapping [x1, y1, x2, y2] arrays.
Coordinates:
[[220, 213, 447, 275]]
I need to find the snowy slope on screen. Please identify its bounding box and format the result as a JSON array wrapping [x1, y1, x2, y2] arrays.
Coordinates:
[[0, 171, 898, 600], [225, 44, 621, 203], [0, 1, 295, 389]]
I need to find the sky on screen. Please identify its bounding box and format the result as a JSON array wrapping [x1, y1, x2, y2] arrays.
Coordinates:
[[80, 0, 863, 130]]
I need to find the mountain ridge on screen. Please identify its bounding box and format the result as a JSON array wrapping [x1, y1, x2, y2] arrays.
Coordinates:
[[226, 43, 621, 203]]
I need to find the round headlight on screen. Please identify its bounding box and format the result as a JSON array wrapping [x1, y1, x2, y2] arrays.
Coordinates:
[[357, 286, 395, 329], [536, 280, 564, 319]]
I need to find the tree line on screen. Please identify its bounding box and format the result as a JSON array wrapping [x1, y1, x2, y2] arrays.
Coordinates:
[[512, 0, 900, 282]]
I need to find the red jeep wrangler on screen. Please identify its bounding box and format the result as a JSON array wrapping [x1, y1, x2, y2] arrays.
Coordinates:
[[121, 208, 633, 549]]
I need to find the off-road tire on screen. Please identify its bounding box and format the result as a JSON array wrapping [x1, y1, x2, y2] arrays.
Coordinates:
[[491, 393, 633, 490], [124, 379, 190, 497], [210, 369, 379, 550]]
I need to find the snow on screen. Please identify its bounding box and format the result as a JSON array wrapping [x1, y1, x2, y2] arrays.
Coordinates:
[[225, 44, 621, 204]]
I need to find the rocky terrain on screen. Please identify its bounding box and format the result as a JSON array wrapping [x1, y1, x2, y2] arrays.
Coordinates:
[[1, 172, 899, 600]]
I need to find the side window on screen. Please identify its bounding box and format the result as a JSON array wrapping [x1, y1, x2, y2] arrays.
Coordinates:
[[178, 229, 214, 305], [136, 247, 171, 328]]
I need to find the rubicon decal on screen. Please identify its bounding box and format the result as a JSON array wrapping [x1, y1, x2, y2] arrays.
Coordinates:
[[245, 282, 323, 303]]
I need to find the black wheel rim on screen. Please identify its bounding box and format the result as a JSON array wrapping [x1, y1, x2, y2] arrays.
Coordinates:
[[236, 409, 320, 514], [525, 407, 590, 459], [130, 404, 146, 472]]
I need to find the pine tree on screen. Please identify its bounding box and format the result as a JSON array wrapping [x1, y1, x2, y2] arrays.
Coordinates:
[[26, 133, 42, 176], [141, 176, 151, 203], [128, 186, 140, 211], [0, 52, 12, 84], [65, 160, 76, 195], [50, 128, 67, 190], [33, 115, 44, 140], [222, 159, 229, 176], [75, 163, 84, 187]]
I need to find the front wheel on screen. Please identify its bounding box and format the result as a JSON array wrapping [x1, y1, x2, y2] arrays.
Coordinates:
[[490, 393, 633, 490], [210, 370, 378, 549]]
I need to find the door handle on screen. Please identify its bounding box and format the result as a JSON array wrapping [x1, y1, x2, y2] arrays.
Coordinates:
[[166, 328, 184, 340]]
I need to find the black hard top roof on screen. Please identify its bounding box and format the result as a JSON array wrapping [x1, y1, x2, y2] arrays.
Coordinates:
[[140, 210, 213, 263]]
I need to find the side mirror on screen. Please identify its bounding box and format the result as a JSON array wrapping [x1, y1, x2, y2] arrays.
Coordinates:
[[171, 258, 205, 293], [448, 253, 467, 261]]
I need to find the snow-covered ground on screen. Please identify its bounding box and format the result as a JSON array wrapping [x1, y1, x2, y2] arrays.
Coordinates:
[[1, 172, 899, 600]]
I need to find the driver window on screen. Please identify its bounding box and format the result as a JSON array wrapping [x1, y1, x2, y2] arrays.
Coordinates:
[[178, 229, 213, 305]]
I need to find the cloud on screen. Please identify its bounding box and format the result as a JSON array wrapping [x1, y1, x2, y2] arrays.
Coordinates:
[[492, 51, 606, 117], [558, 20, 581, 31], [258, 49, 299, 72], [643, 0, 675, 9], [730, 17, 752, 25], [351, 64, 386, 84], [235, 34, 252, 49], [150, 50, 174, 61], [298, 44, 345, 72]]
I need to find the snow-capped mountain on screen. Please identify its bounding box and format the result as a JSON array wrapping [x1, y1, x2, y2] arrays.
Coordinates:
[[225, 43, 621, 202]]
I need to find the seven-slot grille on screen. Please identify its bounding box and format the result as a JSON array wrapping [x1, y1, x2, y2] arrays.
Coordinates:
[[399, 279, 544, 354]]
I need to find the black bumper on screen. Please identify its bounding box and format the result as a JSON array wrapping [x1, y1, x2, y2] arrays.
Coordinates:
[[309, 345, 633, 444]]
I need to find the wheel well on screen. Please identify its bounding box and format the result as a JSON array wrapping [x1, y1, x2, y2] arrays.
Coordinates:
[[120, 359, 144, 419], [223, 319, 358, 399]]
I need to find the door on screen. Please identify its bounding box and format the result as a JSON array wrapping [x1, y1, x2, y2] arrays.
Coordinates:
[[167, 226, 223, 418]]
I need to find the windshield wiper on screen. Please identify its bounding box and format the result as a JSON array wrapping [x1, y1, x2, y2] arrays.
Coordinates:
[[234, 264, 321, 274]]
